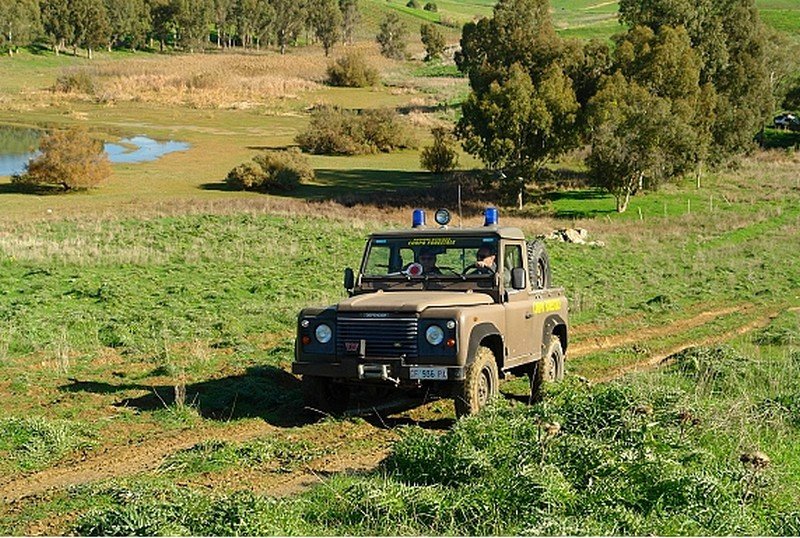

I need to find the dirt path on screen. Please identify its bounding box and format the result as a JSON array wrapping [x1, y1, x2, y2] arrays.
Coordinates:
[[592, 309, 781, 383], [0, 420, 277, 504], [569, 305, 746, 359]]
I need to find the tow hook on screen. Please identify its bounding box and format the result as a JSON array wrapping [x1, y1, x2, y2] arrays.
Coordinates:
[[358, 364, 400, 385]]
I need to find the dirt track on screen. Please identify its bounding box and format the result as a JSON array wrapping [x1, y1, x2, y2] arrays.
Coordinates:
[[0, 303, 787, 508]]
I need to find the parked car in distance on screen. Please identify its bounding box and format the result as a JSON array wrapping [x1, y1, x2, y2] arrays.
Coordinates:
[[774, 113, 800, 131]]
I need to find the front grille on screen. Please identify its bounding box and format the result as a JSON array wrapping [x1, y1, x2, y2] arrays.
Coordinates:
[[336, 316, 419, 358]]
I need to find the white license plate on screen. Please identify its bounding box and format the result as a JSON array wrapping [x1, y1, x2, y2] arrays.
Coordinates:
[[410, 367, 448, 380]]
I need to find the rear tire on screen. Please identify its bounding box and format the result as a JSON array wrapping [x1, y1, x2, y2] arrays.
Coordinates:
[[527, 239, 552, 290], [302, 375, 350, 415], [454, 347, 499, 418], [530, 337, 564, 403]]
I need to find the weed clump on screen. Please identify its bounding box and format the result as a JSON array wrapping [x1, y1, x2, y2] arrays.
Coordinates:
[[160, 438, 321, 475], [670, 345, 749, 388], [225, 148, 314, 192], [53, 68, 96, 95], [0, 416, 94, 471], [326, 52, 379, 87], [296, 105, 414, 155], [752, 312, 799, 346]]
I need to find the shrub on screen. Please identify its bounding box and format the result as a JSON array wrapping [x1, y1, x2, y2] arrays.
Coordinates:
[[361, 108, 414, 152], [296, 106, 415, 155], [295, 106, 370, 155], [54, 68, 96, 94], [225, 148, 313, 192], [326, 52, 380, 88], [406, 0, 420, 7], [420, 126, 459, 173], [12, 127, 111, 191], [420, 23, 445, 61], [424, 2, 437, 11]]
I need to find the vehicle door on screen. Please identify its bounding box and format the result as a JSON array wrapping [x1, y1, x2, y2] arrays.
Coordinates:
[[502, 241, 534, 365]]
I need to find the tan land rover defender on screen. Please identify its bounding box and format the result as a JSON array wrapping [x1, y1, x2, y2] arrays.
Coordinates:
[[292, 208, 569, 418]]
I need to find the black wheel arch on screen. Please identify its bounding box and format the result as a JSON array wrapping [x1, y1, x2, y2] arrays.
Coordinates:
[[467, 322, 504, 367], [542, 314, 568, 355]]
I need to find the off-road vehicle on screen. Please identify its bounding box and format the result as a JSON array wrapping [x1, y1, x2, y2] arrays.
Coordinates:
[[292, 208, 569, 417]]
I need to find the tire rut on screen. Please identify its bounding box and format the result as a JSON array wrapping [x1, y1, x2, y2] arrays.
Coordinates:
[[0, 420, 276, 504], [591, 309, 781, 383], [569, 305, 745, 359]]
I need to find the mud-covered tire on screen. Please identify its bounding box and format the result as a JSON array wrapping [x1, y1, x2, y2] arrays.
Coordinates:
[[529, 337, 564, 403], [527, 239, 551, 290], [301, 375, 350, 415], [454, 347, 499, 418]]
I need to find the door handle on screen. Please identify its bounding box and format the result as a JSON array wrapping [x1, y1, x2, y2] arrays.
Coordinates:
[[525, 312, 533, 319]]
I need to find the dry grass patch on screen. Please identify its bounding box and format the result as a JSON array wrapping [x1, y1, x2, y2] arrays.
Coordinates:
[[48, 46, 405, 110]]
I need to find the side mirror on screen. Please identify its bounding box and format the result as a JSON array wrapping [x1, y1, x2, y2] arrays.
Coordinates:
[[511, 267, 527, 290], [344, 267, 355, 291]]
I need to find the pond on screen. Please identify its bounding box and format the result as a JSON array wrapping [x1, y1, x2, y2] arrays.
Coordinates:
[[0, 127, 190, 176]]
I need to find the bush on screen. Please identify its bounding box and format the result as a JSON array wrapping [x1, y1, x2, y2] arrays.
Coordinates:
[[361, 108, 414, 152], [326, 52, 379, 88], [424, 2, 437, 11], [406, 0, 420, 7], [296, 106, 414, 155], [12, 127, 111, 191], [53, 68, 96, 94], [420, 127, 459, 173], [225, 148, 313, 192]]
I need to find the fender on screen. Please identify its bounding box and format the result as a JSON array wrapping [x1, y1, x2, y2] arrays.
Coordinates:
[[467, 322, 503, 366], [542, 314, 568, 353]]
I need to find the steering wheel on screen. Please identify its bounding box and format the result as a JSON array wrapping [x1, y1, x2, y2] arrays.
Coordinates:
[[462, 263, 494, 275]]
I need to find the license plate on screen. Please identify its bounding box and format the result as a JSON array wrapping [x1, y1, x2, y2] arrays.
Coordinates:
[[410, 367, 448, 380]]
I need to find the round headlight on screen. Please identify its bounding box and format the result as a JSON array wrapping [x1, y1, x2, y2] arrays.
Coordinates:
[[446, 320, 456, 330], [426, 325, 445, 346], [315, 324, 332, 344]]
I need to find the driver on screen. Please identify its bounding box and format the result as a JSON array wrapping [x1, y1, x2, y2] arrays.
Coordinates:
[[419, 248, 442, 274], [474, 246, 497, 274]]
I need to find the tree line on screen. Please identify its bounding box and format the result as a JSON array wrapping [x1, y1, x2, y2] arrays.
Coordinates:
[[455, 0, 800, 211], [0, 0, 360, 58]]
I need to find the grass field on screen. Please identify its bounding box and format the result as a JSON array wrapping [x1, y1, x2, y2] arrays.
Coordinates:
[[1, 0, 799, 534]]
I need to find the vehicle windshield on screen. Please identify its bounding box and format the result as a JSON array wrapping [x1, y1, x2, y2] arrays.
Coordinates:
[[362, 236, 499, 278]]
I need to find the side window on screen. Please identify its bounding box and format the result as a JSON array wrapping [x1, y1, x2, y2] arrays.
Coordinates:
[[503, 244, 523, 288]]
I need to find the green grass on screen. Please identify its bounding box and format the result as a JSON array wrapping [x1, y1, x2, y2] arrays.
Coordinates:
[[69, 338, 800, 535], [0, 416, 95, 472], [159, 437, 323, 476]]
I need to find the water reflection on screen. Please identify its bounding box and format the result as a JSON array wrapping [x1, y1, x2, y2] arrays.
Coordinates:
[[0, 127, 190, 176], [105, 136, 190, 164]]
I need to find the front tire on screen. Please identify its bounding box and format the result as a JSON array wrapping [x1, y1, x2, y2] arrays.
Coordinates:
[[301, 375, 350, 415], [530, 337, 564, 403], [454, 347, 499, 418]]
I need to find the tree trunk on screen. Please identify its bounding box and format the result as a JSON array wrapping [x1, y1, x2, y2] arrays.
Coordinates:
[[695, 161, 703, 189], [616, 190, 631, 213]]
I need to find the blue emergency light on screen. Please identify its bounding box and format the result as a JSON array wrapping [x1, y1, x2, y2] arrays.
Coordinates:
[[412, 209, 426, 228], [484, 207, 499, 226]]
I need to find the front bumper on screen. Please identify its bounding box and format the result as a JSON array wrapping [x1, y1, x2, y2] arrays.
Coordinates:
[[292, 356, 465, 382]]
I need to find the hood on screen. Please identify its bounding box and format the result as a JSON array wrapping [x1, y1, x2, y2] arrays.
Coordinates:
[[337, 290, 493, 313]]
